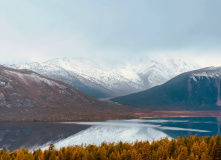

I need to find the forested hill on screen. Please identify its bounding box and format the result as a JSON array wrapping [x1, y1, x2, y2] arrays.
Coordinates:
[[1, 135, 221, 159]]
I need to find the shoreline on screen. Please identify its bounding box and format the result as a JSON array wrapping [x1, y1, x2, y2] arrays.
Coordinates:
[[2, 110, 221, 122], [135, 110, 221, 118]]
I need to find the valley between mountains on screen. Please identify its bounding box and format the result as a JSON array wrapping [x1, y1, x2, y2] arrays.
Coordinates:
[[2, 56, 221, 121]]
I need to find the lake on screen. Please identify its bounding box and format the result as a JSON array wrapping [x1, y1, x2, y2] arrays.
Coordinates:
[[0, 117, 220, 151]]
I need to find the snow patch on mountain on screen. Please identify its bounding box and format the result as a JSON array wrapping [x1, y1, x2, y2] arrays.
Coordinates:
[[5, 71, 66, 89], [190, 67, 221, 81], [11, 56, 201, 98]]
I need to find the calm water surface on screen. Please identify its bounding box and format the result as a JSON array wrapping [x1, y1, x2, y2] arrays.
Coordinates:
[[0, 117, 220, 151]]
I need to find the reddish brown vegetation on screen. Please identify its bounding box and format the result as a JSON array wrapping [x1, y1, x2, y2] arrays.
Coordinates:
[[136, 110, 221, 118], [0, 66, 137, 122]]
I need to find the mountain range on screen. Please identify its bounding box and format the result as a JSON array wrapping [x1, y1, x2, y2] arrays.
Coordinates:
[[2, 56, 221, 121], [11, 56, 201, 98], [112, 67, 221, 111], [0, 65, 135, 121]]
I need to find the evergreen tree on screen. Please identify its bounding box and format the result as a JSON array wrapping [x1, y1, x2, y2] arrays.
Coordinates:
[[142, 143, 151, 160], [213, 136, 221, 160], [49, 144, 55, 151], [177, 146, 188, 160]]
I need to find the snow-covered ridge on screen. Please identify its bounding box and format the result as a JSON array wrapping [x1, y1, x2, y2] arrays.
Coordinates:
[[190, 67, 221, 81], [191, 72, 220, 80], [11, 56, 201, 98], [5, 70, 66, 89]]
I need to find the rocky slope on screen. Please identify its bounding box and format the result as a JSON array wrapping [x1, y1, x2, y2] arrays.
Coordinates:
[[111, 67, 221, 110], [0, 65, 135, 121], [11, 56, 201, 98]]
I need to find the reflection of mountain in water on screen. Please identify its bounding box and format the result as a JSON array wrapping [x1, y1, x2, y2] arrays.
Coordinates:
[[0, 122, 89, 151], [40, 125, 168, 150], [216, 117, 221, 135], [39, 117, 217, 150], [147, 117, 220, 138], [0, 117, 220, 151]]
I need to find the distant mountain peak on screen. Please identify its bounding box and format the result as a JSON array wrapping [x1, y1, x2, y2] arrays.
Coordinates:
[[11, 55, 201, 98]]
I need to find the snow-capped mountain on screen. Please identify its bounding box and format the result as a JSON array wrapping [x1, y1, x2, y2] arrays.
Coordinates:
[[112, 67, 221, 110], [0, 65, 135, 121], [11, 56, 201, 98]]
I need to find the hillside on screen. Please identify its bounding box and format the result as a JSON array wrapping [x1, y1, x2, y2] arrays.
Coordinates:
[[11, 56, 201, 98], [1, 136, 220, 160], [112, 67, 221, 110], [0, 65, 135, 121]]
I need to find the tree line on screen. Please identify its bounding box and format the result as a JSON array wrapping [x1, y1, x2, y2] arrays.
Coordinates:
[[1, 135, 221, 160]]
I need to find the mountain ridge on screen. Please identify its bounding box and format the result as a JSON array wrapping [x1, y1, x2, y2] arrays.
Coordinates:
[[111, 67, 221, 110], [0, 65, 136, 121], [11, 56, 201, 98]]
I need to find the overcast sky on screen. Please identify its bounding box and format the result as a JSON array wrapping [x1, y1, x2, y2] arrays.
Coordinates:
[[0, 0, 221, 66]]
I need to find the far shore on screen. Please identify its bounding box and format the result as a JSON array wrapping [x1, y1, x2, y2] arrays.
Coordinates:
[[136, 110, 221, 118], [2, 110, 221, 122]]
